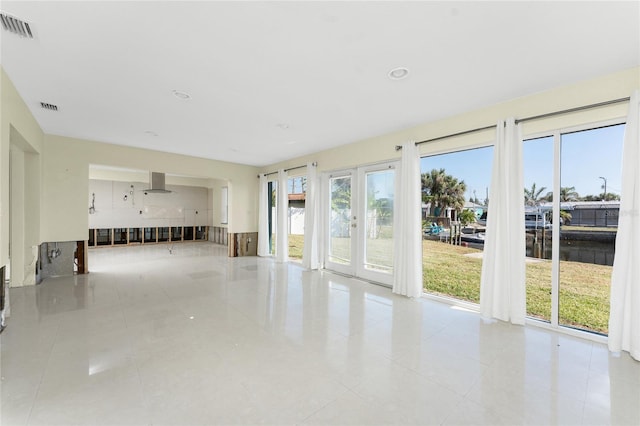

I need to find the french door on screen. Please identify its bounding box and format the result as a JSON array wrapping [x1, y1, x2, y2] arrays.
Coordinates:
[[324, 162, 397, 286]]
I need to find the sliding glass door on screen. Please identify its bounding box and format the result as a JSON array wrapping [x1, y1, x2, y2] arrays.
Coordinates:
[[522, 121, 624, 335], [558, 124, 623, 334]]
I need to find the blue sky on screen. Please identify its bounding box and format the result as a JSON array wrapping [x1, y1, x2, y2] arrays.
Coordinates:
[[420, 123, 625, 202]]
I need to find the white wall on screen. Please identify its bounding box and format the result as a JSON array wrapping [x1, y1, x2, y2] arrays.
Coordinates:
[[289, 207, 305, 235], [210, 180, 230, 227], [88, 179, 211, 229]]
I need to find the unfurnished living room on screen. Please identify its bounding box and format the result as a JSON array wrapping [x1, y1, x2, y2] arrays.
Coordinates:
[[1, 1, 639, 425]]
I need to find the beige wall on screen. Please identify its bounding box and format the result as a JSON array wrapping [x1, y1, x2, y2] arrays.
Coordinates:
[[0, 68, 44, 275], [261, 67, 640, 174], [41, 134, 259, 243], [88, 167, 216, 188]]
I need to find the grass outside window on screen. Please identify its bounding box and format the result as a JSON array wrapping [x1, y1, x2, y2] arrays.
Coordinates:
[[422, 240, 610, 334], [289, 235, 611, 334]]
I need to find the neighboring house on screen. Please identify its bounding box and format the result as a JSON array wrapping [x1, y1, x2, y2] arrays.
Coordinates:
[[559, 201, 620, 227], [476, 202, 620, 229], [422, 202, 462, 221], [463, 201, 486, 219]]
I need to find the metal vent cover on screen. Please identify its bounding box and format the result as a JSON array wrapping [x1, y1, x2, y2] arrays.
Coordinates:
[[0, 12, 33, 38], [40, 102, 58, 111], [144, 172, 172, 193]]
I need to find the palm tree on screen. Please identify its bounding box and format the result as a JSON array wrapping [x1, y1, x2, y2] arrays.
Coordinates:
[[559, 186, 580, 201], [543, 186, 580, 202], [600, 192, 620, 201], [560, 210, 572, 225], [422, 169, 467, 217], [582, 193, 621, 201], [459, 209, 477, 226], [524, 183, 547, 206]]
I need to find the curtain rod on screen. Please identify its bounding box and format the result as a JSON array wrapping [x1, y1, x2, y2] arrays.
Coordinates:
[[395, 124, 496, 151], [258, 162, 317, 178], [514, 96, 630, 124], [395, 96, 630, 151]]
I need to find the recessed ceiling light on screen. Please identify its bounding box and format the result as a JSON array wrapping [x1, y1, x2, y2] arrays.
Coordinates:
[[144, 130, 158, 137], [276, 123, 289, 130], [172, 90, 191, 100], [388, 67, 410, 80]]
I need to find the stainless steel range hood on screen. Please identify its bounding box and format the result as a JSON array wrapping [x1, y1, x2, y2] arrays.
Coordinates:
[[144, 172, 172, 193]]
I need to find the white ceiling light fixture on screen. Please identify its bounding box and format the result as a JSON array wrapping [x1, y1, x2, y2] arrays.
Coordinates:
[[276, 123, 290, 130], [172, 90, 191, 100], [388, 67, 410, 80]]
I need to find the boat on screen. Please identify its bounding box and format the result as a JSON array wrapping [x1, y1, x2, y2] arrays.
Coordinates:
[[461, 232, 485, 244]]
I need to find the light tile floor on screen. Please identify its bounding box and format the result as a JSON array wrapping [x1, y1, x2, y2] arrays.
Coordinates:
[[1, 242, 639, 425]]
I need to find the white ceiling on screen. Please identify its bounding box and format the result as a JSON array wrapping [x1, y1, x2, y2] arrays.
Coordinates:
[[1, 1, 638, 167]]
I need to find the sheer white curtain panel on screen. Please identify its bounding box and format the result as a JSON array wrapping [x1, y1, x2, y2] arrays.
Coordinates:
[[609, 90, 640, 361], [392, 141, 423, 298], [276, 169, 289, 263], [257, 174, 270, 257], [479, 118, 526, 324], [302, 162, 319, 270]]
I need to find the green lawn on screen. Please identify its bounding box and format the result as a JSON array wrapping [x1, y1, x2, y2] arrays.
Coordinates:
[[288, 234, 611, 334], [288, 234, 304, 260], [561, 225, 617, 232], [422, 240, 611, 334]]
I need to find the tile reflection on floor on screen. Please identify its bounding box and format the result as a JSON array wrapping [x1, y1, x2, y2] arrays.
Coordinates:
[[1, 242, 639, 425]]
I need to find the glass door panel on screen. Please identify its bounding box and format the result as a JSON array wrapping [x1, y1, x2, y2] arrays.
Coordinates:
[[558, 124, 623, 334], [327, 174, 353, 274], [268, 181, 277, 255], [287, 176, 306, 261], [362, 169, 394, 275], [523, 136, 554, 324]]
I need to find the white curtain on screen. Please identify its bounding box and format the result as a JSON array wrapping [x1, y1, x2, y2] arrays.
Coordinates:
[[276, 169, 289, 263], [316, 174, 326, 269], [609, 90, 640, 361], [302, 162, 319, 270], [257, 174, 270, 257], [480, 118, 526, 324], [392, 141, 423, 298]]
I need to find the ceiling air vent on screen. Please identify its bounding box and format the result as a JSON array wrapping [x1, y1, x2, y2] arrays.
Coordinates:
[[40, 102, 58, 111], [0, 12, 34, 38]]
